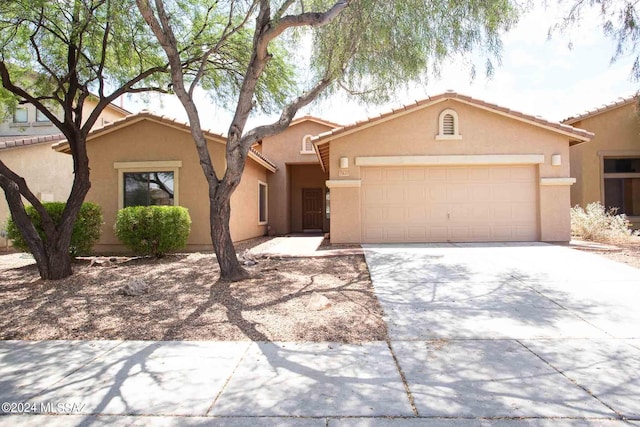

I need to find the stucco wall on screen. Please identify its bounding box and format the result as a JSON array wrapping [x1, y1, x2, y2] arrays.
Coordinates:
[[84, 119, 269, 252], [0, 144, 74, 250], [261, 120, 334, 235], [325, 99, 577, 243], [569, 102, 640, 226]]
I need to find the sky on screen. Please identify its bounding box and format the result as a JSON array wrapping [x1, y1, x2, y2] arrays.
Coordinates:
[[123, 2, 640, 134]]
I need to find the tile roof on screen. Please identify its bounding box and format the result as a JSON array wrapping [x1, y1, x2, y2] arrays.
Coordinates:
[[289, 115, 341, 129], [311, 91, 594, 145], [52, 111, 277, 172], [562, 94, 638, 124], [0, 133, 65, 151]]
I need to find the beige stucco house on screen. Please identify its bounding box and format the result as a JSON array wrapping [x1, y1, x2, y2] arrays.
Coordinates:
[[0, 99, 129, 250], [565, 95, 640, 228], [53, 112, 276, 252], [313, 92, 593, 243]]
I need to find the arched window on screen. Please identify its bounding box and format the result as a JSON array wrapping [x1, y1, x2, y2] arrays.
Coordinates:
[[436, 109, 462, 140], [300, 134, 314, 153]]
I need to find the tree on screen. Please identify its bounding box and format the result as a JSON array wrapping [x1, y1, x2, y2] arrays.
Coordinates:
[[0, 0, 168, 279], [137, 0, 521, 281], [554, 0, 640, 79]]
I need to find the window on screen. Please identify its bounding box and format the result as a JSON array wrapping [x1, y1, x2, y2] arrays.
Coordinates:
[[603, 157, 640, 217], [258, 181, 268, 224], [35, 109, 50, 123], [436, 108, 461, 140], [124, 172, 174, 207], [300, 134, 314, 154], [325, 188, 330, 219], [114, 161, 181, 210], [13, 108, 27, 123]]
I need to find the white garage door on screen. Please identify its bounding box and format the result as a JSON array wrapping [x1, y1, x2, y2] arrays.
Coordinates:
[[361, 165, 538, 243]]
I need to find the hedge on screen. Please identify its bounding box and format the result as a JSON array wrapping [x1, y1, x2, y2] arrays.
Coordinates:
[[115, 205, 191, 257], [6, 202, 103, 257]]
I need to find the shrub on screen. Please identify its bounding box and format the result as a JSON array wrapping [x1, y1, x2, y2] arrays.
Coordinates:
[[6, 202, 103, 257], [115, 205, 191, 257], [571, 202, 639, 242]]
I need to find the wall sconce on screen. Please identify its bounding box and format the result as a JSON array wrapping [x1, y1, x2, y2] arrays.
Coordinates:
[[551, 154, 561, 166], [339, 157, 349, 169]]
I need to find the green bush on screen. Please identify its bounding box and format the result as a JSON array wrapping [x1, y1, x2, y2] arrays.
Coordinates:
[[571, 202, 639, 242], [6, 202, 103, 257], [115, 206, 191, 257]]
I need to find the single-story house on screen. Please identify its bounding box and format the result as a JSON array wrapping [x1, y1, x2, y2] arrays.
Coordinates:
[[564, 95, 640, 228], [312, 92, 593, 243], [53, 112, 276, 252]]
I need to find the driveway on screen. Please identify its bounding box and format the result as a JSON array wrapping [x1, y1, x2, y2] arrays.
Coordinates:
[[364, 242, 640, 420]]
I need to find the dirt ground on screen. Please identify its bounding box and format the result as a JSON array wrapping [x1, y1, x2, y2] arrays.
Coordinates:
[[0, 240, 387, 342], [568, 237, 640, 270]]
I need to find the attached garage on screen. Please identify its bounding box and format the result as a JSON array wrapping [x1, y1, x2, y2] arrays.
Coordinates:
[[360, 165, 538, 243], [314, 92, 593, 244]]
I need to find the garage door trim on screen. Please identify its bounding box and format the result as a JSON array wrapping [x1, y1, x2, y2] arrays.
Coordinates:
[[355, 154, 545, 167]]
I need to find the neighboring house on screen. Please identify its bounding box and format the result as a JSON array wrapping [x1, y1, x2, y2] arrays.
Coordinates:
[[0, 99, 130, 250], [312, 92, 593, 243], [259, 116, 339, 235], [52, 112, 277, 252], [564, 95, 640, 228]]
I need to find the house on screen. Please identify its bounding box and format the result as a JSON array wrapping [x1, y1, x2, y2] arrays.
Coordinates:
[[564, 96, 640, 228], [312, 92, 593, 243], [52, 112, 276, 252], [0, 99, 129, 250]]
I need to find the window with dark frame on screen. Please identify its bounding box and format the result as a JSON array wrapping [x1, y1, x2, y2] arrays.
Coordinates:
[[258, 182, 268, 223], [123, 172, 174, 208], [603, 157, 640, 217]]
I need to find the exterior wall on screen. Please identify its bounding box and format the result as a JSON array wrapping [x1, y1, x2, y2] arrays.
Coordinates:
[[327, 99, 576, 243], [0, 144, 74, 250], [289, 164, 329, 233], [85, 119, 268, 252], [0, 102, 129, 251], [261, 120, 334, 235], [569, 102, 640, 227], [0, 99, 127, 139], [0, 103, 60, 138]]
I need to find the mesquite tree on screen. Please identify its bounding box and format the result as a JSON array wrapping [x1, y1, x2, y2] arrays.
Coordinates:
[[0, 0, 168, 279], [137, 0, 520, 281]]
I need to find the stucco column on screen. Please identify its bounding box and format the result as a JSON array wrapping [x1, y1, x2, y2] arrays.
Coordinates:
[[539, 178, 576, 242], [326, 180, 361, 243]]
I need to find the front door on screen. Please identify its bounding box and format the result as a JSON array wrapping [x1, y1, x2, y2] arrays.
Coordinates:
[[302, 188, 323, 230]]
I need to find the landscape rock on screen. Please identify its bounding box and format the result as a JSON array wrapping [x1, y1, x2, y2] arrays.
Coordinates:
[[121, 279, 150, 296], [308, 293, 332, 311], [89, 258, 112, 268]]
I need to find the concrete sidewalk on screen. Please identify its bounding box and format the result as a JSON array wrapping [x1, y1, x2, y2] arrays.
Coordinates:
[[0, 340, 631, 426]]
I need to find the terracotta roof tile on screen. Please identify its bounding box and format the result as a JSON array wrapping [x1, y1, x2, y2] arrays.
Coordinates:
[[311, 91, 594, 145], [0, 133, 65, 151], [563, 94, 638, 124]]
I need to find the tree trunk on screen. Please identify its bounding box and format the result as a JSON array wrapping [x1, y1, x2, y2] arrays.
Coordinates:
[[210, 187, 249, 282], [32, 245, 73, 280]]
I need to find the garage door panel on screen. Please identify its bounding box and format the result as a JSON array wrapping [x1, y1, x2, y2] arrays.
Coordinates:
[[361, 165, 539, 243]]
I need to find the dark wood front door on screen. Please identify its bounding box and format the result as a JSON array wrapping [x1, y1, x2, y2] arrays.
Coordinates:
[[302, 188, 323, 230]]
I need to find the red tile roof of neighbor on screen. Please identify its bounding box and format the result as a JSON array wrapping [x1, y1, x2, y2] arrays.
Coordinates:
[[311, 91, 594, 145], [52, 111, 278, 172], [562, 94, 638, 124], [0, 133, 65, 151]]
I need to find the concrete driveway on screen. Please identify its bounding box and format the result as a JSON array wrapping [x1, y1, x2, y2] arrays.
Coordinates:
[[364, 242, 640, 421]]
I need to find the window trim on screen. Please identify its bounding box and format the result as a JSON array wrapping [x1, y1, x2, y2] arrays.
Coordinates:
[[114, 161, 181, 210], [12, 107, 28, 124], [599, 153, 640, 219], [258, 180, 268, 225], [435, 108, 462, 140], [300, 134, 315, 154]]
